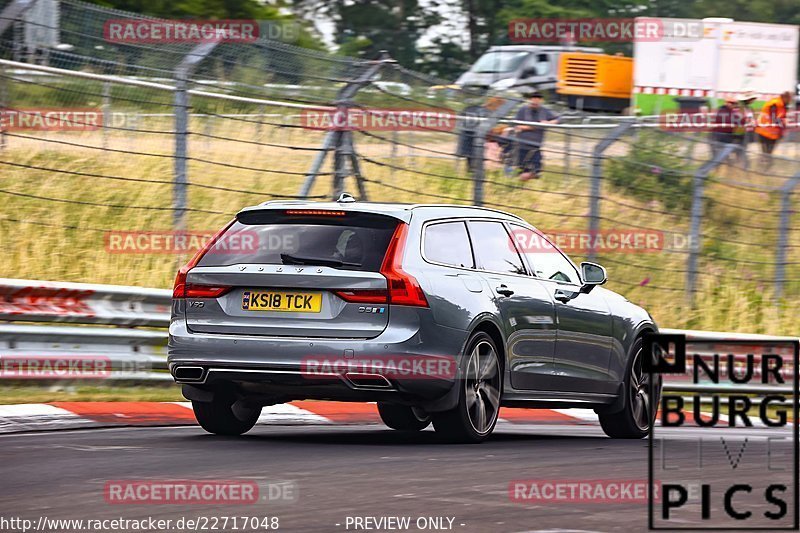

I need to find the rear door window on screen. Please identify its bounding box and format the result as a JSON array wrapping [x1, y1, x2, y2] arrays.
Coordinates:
[[197, 211, 398, 272], [467, 220, 527, 275], [424, 221, 474, 268]]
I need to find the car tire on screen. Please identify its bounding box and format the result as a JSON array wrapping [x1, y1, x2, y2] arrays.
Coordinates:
[[377, 403, 431, 431], [432, 331, 502, 444], [192, 392, 261, 436], [599, 337, 661, 439]]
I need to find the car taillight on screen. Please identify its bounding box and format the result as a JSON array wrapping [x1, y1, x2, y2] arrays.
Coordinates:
[[184, 284, 232, 298], [380, 223, 428, 307], [333, 289, 389, 304], [172, 220, 235, 299]]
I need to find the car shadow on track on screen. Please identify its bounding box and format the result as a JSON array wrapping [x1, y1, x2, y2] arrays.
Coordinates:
[[178, 427, 618, 447]]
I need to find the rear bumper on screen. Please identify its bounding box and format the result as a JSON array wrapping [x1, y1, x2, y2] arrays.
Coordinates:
[[168, 311, 468, 409]]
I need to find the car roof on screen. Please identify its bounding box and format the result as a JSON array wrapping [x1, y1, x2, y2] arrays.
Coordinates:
[[485, 45, 603, 53], [238, 200, 524, 224]]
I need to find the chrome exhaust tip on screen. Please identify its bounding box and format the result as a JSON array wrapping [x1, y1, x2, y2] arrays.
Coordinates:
[[345, 372, 393, 389], [173, 365, 205, 381]]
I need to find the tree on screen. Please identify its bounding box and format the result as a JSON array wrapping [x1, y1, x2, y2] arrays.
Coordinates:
[[291, 0, 442, 66], [84, 0, 283, 20]]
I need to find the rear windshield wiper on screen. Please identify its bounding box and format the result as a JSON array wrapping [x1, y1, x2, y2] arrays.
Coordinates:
[[280, 253, 361, 269]]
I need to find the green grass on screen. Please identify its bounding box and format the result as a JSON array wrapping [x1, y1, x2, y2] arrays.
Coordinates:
[[0, 384, 183, 404]]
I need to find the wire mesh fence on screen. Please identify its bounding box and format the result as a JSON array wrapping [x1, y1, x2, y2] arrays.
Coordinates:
[[0, 0, 798, 334]]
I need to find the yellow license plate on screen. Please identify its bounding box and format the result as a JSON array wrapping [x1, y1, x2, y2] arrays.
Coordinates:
[[242, 290, 322, 312]]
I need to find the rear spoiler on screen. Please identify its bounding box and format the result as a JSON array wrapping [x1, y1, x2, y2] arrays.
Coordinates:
[[236, 205, 412, 225]]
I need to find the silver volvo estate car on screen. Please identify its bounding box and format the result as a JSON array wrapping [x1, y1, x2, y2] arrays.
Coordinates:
[[169, 198, 661, 443]]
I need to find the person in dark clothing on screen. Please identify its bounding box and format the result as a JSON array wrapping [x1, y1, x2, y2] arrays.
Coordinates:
[[511, 90, 557, 180], [711, 96, 737, 148], [711, 96, 745, 159]]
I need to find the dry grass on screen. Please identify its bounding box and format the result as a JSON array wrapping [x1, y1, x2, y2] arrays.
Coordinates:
[[0, 119, 797, 335]]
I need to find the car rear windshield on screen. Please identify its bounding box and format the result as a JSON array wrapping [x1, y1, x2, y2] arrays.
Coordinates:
[[196, 211, 399, 272]]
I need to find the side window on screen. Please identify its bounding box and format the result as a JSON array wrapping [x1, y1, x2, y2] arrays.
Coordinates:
[[509, 224, 579, 284], [468, 221, 527, 275], [534, 53, 550, 76], [424, 221, 474, 268]]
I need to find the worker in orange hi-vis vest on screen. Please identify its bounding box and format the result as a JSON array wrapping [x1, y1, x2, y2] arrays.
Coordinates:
[[754, 90, 792, 168]]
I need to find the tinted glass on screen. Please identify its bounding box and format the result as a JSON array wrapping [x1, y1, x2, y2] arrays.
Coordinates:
[[468, 221, 526, 275], [424, 222, 473, 268], [509, 224, 579, 283], [471, 51, 529, 73], [197, 213, 397, 272]]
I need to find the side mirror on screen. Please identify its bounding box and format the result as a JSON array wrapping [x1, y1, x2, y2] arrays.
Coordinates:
[[520, 68, 537, 79], [580, 262, 607, 293]]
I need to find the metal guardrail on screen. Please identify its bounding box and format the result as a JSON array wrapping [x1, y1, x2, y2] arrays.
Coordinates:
[[0, 278, 170, 380], [0, 279, 796, 390], [658, 328, 797, 394], [0, 277, 170, 326]]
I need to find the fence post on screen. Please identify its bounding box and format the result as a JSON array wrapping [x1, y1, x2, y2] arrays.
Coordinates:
[[300, 53, 391, 200], [685, 144, 737, 305], [173, 42, 217, 231], [203, 113, 212, 151], [472, 98, 519, 207], [0, 0, 34, 127], [588, 122, 633, 261], [389, 130, 397, 180], [472, 131, 486, 206], [0, 0, 35, 36], [775, 172, 800, 301], [255, 104, 264, 149], [332, 131, 346, 198], [173, 75, 189, 231], [101, 81, 111, 150], [0, 65, 7, 150]]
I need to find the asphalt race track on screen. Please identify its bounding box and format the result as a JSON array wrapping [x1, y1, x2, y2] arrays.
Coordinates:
[[1, 421, 794, 533]]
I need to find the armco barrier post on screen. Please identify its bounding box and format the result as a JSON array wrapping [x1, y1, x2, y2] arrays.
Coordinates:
[[775, 172, 800, 301], [685, 144, 736, 305], [173, 42, 217, 230], [587, 122, 632, 261]]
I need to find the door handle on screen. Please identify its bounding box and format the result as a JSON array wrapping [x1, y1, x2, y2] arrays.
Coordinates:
[[554, 289, 573, 303], [496, 285, 514, 297]]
